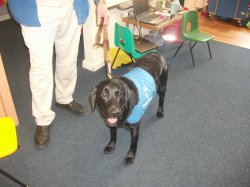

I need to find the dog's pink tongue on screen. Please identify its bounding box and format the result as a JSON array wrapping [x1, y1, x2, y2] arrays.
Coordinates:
[[107, 118, 117, 124]]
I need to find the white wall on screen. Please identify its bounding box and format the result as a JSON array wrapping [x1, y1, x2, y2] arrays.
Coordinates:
[[107, 0, 130, 7], [82, 1, 131, 72], [184, 0, 207, 10]]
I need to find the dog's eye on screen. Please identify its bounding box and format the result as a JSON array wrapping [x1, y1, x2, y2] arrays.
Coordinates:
[[101, 92, 107, 98], [115, 91, 122, 97]]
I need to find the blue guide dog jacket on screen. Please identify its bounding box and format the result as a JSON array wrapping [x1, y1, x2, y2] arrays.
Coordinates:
[[123, 67, 156, 124]]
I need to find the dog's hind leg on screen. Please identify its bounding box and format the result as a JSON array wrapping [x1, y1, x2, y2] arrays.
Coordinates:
[[104, 127, 117, 154], [156, 66, 168, 118], [124, 123, 140, 166]]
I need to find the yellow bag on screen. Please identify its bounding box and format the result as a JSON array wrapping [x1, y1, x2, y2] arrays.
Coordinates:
[[109, 47, 133, 69]]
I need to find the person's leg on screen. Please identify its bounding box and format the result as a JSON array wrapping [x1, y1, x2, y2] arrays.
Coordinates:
[[21, 4, 60, 148], [54, 2, 85, 116]]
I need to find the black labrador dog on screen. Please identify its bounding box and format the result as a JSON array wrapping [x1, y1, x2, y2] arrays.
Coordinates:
[[90, 52, 168, 166]]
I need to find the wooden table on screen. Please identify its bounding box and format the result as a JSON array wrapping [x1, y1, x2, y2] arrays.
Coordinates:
[[0, 54, 19, 125], [122, 12, 183, 31]]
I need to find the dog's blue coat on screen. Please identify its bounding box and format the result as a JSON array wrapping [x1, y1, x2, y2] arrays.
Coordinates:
[[123, 67, 156, 124]]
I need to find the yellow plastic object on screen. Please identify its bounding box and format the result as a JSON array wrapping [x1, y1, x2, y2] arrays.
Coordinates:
[[0, 117, 18, 158], [109, 47, 132, 69]]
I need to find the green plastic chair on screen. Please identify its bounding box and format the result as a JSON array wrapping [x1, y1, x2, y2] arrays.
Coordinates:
[[111, 23, 157, 68], [174, 10, 215, 66]]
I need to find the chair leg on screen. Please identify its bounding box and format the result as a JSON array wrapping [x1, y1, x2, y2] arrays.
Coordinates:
[[128, 54, 134, 63], [0, 169, 28, 187], [130, 57, 134, 63], [191, 42, 197, 49], [189, 41, 195, 66], [173, 41, 184, 58], [207, 41, 212, 59], [111, 48, 121, 69]]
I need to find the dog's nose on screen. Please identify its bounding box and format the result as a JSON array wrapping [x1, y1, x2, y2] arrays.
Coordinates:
[[110, 108, 120, 116]]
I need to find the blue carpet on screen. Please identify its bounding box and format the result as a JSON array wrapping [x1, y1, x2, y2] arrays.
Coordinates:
[[0, 19, 250, 187]]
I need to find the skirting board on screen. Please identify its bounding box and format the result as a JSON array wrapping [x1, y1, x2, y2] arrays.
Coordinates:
[[0, 13, 11, 21], [82, 59, 104, 72]]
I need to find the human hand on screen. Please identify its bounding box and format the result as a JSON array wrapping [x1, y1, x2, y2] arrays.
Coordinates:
[[96, 2, 110, 26]]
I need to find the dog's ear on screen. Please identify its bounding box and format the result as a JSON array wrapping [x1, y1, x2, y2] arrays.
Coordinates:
[[89, 87, 97, 112]]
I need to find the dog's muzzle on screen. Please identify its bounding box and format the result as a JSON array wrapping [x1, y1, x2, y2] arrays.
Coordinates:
[[106, 117, 118, 126]]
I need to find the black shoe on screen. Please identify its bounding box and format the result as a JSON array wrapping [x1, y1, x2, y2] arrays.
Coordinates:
[[34, 125, 50, 149], [55, 100, 85, 116]]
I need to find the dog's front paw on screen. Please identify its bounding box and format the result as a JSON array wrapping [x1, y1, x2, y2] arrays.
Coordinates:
[[156, 107, 164, 118], [124, 151, 135, 166], [124, 156, 135, 166], [104, 142, 116, 154], [156, 111, 164, 118]]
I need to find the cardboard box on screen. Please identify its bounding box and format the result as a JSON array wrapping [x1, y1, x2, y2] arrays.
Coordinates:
[[0, 54, 19, 125]]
